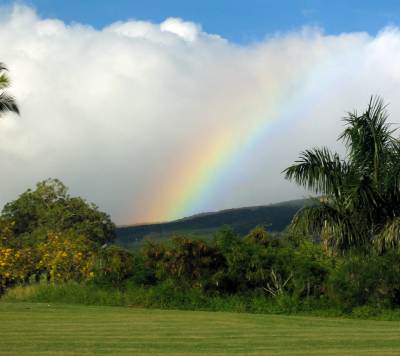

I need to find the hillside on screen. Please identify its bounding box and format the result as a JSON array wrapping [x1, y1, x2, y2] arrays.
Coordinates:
[[115, 198, 309, 247]]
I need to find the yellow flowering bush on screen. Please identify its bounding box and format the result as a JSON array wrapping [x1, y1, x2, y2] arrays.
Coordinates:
[[0, 227, 137, 293], [36, 232, 97, 283], [0, 179, 126, 293], [0, 230, 100, 292], [0, 246, 38, 291]]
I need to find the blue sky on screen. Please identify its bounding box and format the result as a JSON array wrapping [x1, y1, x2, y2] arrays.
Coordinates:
[[3, 0, 400, 43]]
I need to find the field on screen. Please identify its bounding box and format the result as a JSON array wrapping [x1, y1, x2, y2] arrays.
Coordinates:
[[1, 303, 400, 355]]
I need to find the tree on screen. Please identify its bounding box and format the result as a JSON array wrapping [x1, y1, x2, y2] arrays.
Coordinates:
[[0, 63, 19, 117], [283, 97, 400, 253], [1, 178, 116, 247]]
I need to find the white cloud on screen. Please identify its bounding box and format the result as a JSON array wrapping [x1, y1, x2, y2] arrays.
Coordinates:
[[1, 5, 400, 224], [160, 18, 200, 41]]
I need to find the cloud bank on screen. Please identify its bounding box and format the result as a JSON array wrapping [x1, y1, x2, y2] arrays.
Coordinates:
[[1, 5, 400, 224]]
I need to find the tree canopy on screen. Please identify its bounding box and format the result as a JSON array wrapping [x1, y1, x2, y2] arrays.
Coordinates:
[[1, 179, 116, 247], [284, 97, 400, 253]]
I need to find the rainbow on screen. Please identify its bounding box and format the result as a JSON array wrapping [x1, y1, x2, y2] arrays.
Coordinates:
[[140, 52, 354, 223]]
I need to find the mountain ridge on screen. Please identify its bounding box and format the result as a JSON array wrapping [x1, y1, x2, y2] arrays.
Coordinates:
[[115, 198, 309, 247]]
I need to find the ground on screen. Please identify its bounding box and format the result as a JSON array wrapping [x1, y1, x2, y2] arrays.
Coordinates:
[[1, 302, 400, 355]]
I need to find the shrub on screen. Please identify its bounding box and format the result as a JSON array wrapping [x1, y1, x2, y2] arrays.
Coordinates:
[[91, 245, 136, 287], [0, 246, 38, 292], [141, 236, 226, 291], [36, 231, 97, 283], [327, 252, 400, 309]]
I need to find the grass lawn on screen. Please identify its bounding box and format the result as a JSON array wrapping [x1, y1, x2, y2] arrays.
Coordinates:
[[1, 303, 400, 355]]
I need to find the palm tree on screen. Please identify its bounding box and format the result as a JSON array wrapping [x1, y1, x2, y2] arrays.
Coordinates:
[[283, 97, 400, 253], [0, 62, 19, 117]]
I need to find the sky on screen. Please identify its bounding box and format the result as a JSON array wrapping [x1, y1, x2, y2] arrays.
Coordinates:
[[0, 2, 400, 225], [3, 1, 400, 43]]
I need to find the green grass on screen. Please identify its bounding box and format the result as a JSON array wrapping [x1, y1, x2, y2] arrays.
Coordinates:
[[6, 283, 400, 320], [1, 303, 400, 355], [0, 283, 344, 318]]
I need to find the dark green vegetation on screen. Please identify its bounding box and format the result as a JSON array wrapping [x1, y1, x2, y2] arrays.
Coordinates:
[[116, 199, 307, 248], [5, 278, 400, 320], [5, 226, 400, 316], [0, 62, 19, 116], [3, 97, 400, 322], [0, 179, 121, 293], [285, 97, 400, 252], [2, 303, 400, 356], [2, 178, 116, 247]]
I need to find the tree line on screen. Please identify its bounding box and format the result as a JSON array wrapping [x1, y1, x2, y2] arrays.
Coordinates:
[[1, 62, 400, 313]]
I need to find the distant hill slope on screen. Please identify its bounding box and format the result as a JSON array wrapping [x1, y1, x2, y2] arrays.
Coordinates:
[[115, 199, 309, 247]]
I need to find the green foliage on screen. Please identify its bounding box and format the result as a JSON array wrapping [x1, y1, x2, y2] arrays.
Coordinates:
[[124, 226, 332, 309], [141, 235, 225, 290], [284, 97, 400, 253], [213, 226, 242, 251], [125, 227, 400, 312], [243, 225, 271, 246], [91, 245, 136, 288], [0, 281, 309, 315], [1, 178, 115, 246], [327, 252, 400, 310], [2, 174, 400, 315], [0, 62, 19, 116]]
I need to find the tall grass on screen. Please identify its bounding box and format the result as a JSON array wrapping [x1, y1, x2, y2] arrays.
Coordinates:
[[5, 282, 400, 320], [1, 282, 342, 316], [2, 282, 306, 313], [3, 283, 126, 306]]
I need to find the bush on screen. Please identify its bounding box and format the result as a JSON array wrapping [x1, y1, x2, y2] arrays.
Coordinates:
[[327, 252, 400, 309], [4, 220, 400, 316], [0, 246, 38, 292], [140, 236, 226, 291], [36, 231, 97, 283], [91, 245, 136, 288]]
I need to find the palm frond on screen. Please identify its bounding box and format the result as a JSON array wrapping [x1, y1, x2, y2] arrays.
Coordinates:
[[283, 147, 348, 198], [382, 141, 400, 193], [375, 217, 400, 252], [0, 62, 8, 72], [284, 96, 400, 252], [340, 96, 395, 184], [289, 203, 333, 237], [290, 199, 370, 253], [0, 73, 10, 90], [0, 92, 19, 116]]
